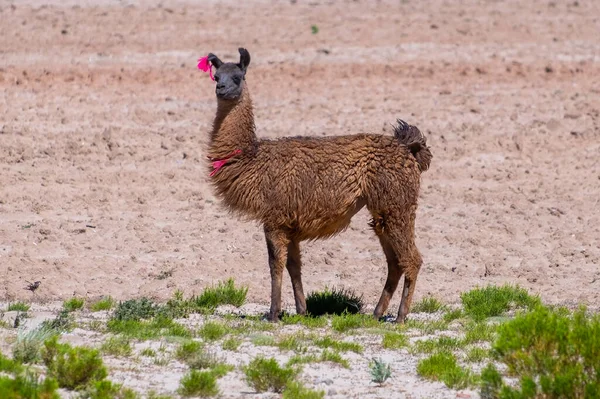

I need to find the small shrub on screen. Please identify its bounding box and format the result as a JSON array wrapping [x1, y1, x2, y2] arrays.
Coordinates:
[[412, 336, 463, 354], [63, 297, 85, 312], [282, 381, 325, 399], [178, 370, 219, 397], [411, 297, 446, 313], [287, 354, 319, 367], [100, 336, 132, 357], [320, 350, 349, 368], [0, 370, 60, 399], [12, 327, 57, 364], [460, 284, 540, 321], [42, 336, 107, 390], [40, 309, 75, 332], [243, 356, 299, 393], [7, 302, 30, 312], [369, 358, 392, 385], [417, 351, 478, 389], [281, 314, 328, 328], [0, 351, 23, 374], [175, 341, 203, 362], [331, 312, 378, 333], [306, 287, 363, 316], [112, 298, 157, 321], [84, 380, 138, 399], [198, 322, 228, 341], [107, 317, 191, 340], [90, 297, 115, 312], [382, 332, 409, 350], [483, 306, 600, 398], [194, 279, 248, 309], [222, 337, 241, 351], [314, 336, 363, 353]]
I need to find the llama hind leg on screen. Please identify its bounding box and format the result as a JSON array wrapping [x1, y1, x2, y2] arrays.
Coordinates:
[[286, 240, 307, 315], [373, 234, 401, 318], [265, 228, 290, 322]]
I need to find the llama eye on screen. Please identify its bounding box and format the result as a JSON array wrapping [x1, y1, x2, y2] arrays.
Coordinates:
[[233, 76, 241, 85]]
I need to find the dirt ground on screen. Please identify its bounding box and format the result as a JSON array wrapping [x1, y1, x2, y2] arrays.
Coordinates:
[[1, 0, 599, 312]]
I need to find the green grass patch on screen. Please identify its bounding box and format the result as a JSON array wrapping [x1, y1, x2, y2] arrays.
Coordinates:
[[417, 351, 478, 389], [463, 321, 498, 344], [460, 284, 540, 321], [250, 333, 276, 346], [7, 302, 30, 312], [198, 321, 229, 341], [178, 370, 219, 397], [89, 297, 115, 312], [287, 354, 319, 367], [100, 336, 132, 357], [222, 337, 242, 351], [411, 297, 446, 313], [243, 356, 299, 393], [465, 347, 490, 363], [0, 370, 60, 399], [0, 351, 23, 374], [63, 297, 85, 312], [175, 341, 204, 362], [314, 336, 363, 353], [277, 335, 305, 352], [84, 379, 139, 399], [12, 327, 57, 364], [107, 317, 191, 340], [41, 309, 75, 332], [194, 279, 248, 309], [443, 308, 464, 323], [382, 332, 409, 350], [481, 306, 600, 398], [281, 314, 328, 329], [331, 313, 378, 333], [140, 348, 156, 357], [404, 319, 449, 335], [320, 349, 349, 368], [42, 336, 107, 390], [412, 336, 463, 354], [282, 381, 325, 399], [306, 287, 363, 316]]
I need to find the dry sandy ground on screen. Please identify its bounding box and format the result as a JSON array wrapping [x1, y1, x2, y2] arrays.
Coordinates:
[[1, 0, 600, 328]]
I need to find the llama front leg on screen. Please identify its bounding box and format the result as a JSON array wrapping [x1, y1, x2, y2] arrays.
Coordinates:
[[286, 240, 307, 315], [265, 228, 290, 321], [397, 260, 422, 323]]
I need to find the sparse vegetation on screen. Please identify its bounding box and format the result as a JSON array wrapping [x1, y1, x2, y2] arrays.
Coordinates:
[[107, 316, 191, 340], [12, 326, 56, 364], [412, 336, 463, 354], [243, 356, 299, 393], [42, 336, 108, 390], [100, 336, 132, 357], [463, 321, 497, 344], [277, 335, 305, 352], [369, 358, 392, 385], [90, 297, 115, 312], [140, 348, 156, 357], [222, 337, 241, 351], [194, 279, 248, 309], [198, 321, 228, 341], [320, 349, 349, 368], [411, 297, 446, 313], [306, 287, 364, 316], [314, 336, 363, 353], [417, 351, 478, 389], [0, 369, 60, 399], [112, 298, 158, 322], [281, 313, 328, 328], [63, 297, 85, 312], [178, 370, 219, 398], [7, 302, 30, 312], [83, 380, 139, 399], [41, 309, 75, 332], [331, 312, 378, 332], [460, 284, 540, 321], [465, 347, 490, 363], [382, 332, 409, 350], [282, 381, 325, 399]]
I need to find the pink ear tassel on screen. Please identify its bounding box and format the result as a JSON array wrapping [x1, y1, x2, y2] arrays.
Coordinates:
[[197, 56, 215, 81]]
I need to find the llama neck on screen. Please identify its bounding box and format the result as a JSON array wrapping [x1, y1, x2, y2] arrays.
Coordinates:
[[209, 85, 257, 157]]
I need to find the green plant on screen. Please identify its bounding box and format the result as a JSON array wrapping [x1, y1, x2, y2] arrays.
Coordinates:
[[112, 298, 157, 321], [90, 297, 115, 312], [411, 297, 446, 313], [12, 326, 57, 364], [287, 354, 319, 367], [460, 284, 540, 321], [282, 381, 325, 399], [0, 370, 60, 399], [482, 306, 600, 398], [83, 380, 139, 399], [194, 279, 248, 309], [417, 351, 478, 389], [250, 333, 276, 346], [311, 25, 319, 34], [41, 336, 108, 390], [320, 350, 349, 368], [465, 347, 490, 363], [243, 356, 299, 393], [412, 336, 463, 354], [100, 336, 132, 357], [147, 391, 175, 399], [175, 341, 204, 362], [222, 337, 241, 351], [63, 297, 85, 312], [331, 312, 378, 332], [198, 321, 228, 341], [277, 335, 304, 352], [7, 302, 30, 312], [107, 316, 191, 340], [314, 336, 363, 353], [306, 287, 363, 316], [443, 308, 464, 323], [0, 352, 23, 374], [281, 313, 328, 328], [40, 309, 75, 332], [178, 370, 219, 397], [140, 348, 156, 357], [369, 358, 392, 385], [463, 321, 497, 344], [382, 332, 409, 350]]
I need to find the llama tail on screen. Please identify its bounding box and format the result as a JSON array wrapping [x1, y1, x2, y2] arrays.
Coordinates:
[[393, 119, 432, 172]]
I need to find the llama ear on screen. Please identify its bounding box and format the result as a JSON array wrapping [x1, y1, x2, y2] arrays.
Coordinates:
[[207, 53, 223, 69], [237, 48, 251, 72]]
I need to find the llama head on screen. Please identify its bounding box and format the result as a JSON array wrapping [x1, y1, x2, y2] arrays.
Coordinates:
[[207, 48, 251, 101]]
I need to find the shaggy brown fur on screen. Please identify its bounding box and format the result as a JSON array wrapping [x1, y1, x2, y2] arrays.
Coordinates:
[[206, 48, 432, 322]]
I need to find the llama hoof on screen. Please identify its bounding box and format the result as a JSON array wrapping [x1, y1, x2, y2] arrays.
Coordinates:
[[378, 314, 396, 323]]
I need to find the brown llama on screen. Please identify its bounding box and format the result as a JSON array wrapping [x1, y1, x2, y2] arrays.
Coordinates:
[[205, 48, 432, 322]]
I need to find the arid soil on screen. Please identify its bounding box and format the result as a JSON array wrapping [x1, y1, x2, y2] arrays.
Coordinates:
[[1, 0, 599, 315]]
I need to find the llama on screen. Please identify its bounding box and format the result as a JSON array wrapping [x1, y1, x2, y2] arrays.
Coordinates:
[[204, 48, 432, 322]]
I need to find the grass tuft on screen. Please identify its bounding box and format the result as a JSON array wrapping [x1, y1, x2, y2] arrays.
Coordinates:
[[198, 321, 228, 341], [412, 336, 463, 354], [63, 297, 85, 312], [331, 312, 378, 333], [460, 284, 540, 321], [107, 316, 191, 340], [100, 336, 132, 357], [282, 381, 325, 399], [194, 279, 248, 309], [178, 370, 219, 397], [281, 314, 328, 329], [7, 302, 30, 312], [222, 337, 242, 351], [320, 349, 349, 368], [314, 336, 363, 353], [465, 347, 490, 363], [306, 287, 363, 316], [243, 356, 299, 393], [90, 296, 115, 312], [411, 297, 446, 313], [12, 326, 57, 364], [417, 351, 478, 389]]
